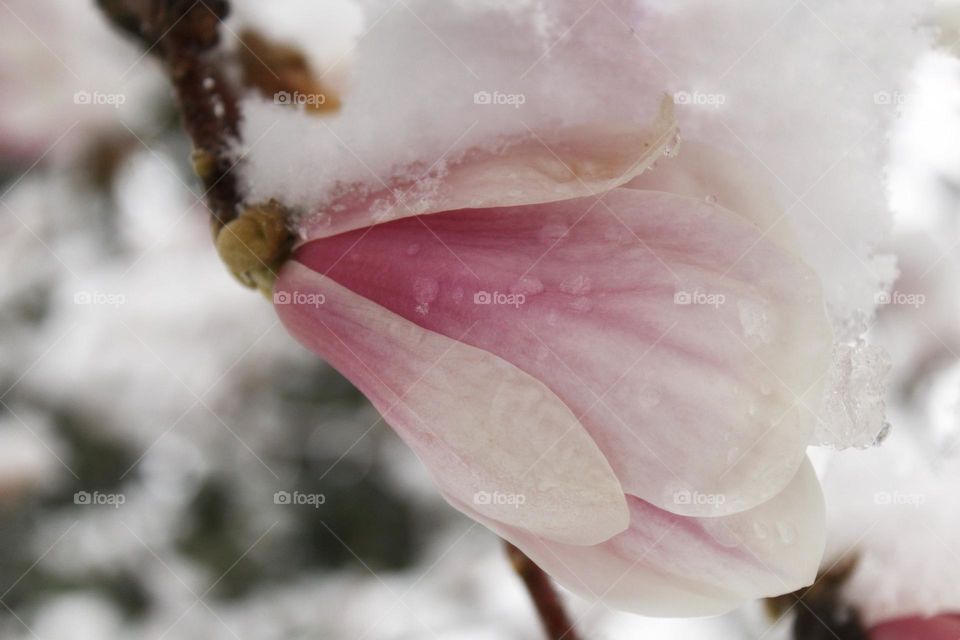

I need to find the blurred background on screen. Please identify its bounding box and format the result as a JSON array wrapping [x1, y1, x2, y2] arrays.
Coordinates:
[[1, 1, 959, 639]]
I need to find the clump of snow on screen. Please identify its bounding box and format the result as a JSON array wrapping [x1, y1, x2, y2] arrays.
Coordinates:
[[814, 341, 892, 449], [235, 0, 669, 216], [820, 428, 960, 626]]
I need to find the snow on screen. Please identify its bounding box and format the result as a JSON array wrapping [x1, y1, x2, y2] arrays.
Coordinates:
[[0, 0, 958, 637]]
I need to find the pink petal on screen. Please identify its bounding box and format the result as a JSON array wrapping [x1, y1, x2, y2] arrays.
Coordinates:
[[871, 615, 960, 640], [276, 262, 629, 545], [450, 458, 825, 617], [294, 101, 678, 241], [289, 187, 832, 516], [625, 140, 796, 250]]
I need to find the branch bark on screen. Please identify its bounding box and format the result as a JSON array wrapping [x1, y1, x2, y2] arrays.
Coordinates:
[[99, 0, 242, 234], [505, 541, 581, 640]]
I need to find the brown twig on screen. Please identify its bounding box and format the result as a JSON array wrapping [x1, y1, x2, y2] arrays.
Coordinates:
[[99, 0, 243, 234], [505, 541, 581, 640]]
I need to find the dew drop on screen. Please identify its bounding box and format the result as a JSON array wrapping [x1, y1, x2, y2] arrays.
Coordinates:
[[752, 522, 769, 540], [560, 275, 592, 295], [705, 194, 719, 205], [775, 521, 797, 545], [406, 243, 421, 256], [510, 276, 545, 296], [738, 299, 774, 345], [413, 276, 439, 305]]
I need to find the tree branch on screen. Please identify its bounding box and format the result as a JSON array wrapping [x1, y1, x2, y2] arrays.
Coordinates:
[[505, 541, 581, 640], [99, 0, 243, 234]]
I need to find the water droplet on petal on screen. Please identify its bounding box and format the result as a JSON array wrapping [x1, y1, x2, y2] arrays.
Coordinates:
[[406, 243, 421, 256], [752, 522, 769, 540], [510, 276, 544, 296], [738, 299, 775, 345], [560, 275, 592, 295], [775, 521, 797, 545], [413, 276, 439, 303]]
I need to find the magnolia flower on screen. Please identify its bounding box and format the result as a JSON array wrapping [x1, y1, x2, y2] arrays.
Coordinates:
[[242, 0, 929, 617], [275, 134, 832, 615]]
